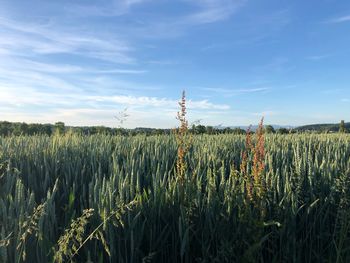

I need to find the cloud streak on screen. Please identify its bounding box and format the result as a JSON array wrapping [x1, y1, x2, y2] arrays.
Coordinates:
[[0, 80, 229, 111], [326, 15, 350, 24], [183, 0, 245, 24], [108, 0, 247, 39], [88, 95, 230, 110], [0, 17, 134, 64], [67, 0, 149, 17], [306, 54, 331, 61], [203, 87, 270, 96]]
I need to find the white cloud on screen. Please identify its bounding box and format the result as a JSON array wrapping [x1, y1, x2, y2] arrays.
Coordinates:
[[69, 0, 243, 24], [0, 86, 82, 106], [0, 57, 84, 74], [0, 67, 82, 92], [110, 0, 247, 39], [189, 100, 230, 110], [0, 96, 230, 128], [203, 87, 270, 96], [0, 17, 134, 64], [183, 0, 245, 24], [67, 0, 149, 17], [327, 15, 350, 24], [306, 54, 330, 61], [96, 69, 147, 74], [50, 107, 178, 128], [0, 56, 146, 75], [0, 61, 228, 113], [88, 95, 230, 110]]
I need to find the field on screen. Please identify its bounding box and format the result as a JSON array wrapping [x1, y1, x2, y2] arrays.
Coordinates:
[[1, 133, 350, 262]]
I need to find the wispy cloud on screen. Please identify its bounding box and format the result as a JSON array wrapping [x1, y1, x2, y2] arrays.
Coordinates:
[[0, 12, 150, 115], [113, 0, 247, 39], [146, 60, 181, 66], [0, 17, 134, 64], [321, 89, 344, 95], [67, 0, 149, 17], [0, 74, 229, 111], [203, 87, 270, 96], [0, 68, 81, 92], [183, 0, 245, 24], [88, 95, 230, 110], [306, 54, 331, 61], [255, 57, 290, 73], [72, 0, 245, 23], [326, 15, 350, 24], [341, 98, 349, 102]]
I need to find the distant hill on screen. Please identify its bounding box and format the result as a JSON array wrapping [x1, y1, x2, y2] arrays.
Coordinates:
[[295, 122, 350, 132]]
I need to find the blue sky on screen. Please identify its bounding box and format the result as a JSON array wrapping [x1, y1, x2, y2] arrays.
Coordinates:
[[0, 0, 349, 128]]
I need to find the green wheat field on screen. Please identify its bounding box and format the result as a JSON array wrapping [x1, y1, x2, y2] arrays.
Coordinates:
[[1, 132, 350, 262]]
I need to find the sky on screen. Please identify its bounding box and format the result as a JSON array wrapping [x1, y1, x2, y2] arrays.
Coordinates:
[[0, 0, 349, 128]]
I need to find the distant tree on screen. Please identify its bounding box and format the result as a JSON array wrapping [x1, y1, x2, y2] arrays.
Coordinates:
[[232, 128, 246, 135], [54, 122, 65, 135], [12, 123, 22, 136], [190, 124, 205, 134], [222, 127, 232, 134], [206, 126, 215, 135], [21, 123, 29, 134], [153, 129, 166, 135], [29, 123, 45, 135], [339, 120, 346, 133], [277, 128, 289, 134], [0, 121, 11, 136], [94, 126, 111, 134], [289, 129, 297, 134], [196, 125, 206, 134], [45, 124, 53, 135], [265, 125, 275, 134], [73, 127, 84, 135], [114, 128, 127, 136]]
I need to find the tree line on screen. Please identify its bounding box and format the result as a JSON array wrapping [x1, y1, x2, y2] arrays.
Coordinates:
[[0, 121, 246, 136], [0, 120, 347, 136]]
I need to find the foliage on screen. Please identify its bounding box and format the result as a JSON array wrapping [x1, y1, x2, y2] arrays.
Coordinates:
[[264, 125, 275, 134], [54, 122, 65, 135], [339, 120, 346, 133]]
